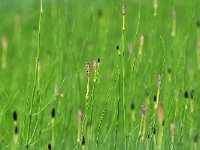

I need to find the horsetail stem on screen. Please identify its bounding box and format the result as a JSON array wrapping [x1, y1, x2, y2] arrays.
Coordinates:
[[51, 107, 55, 147], [86, 61, 91, 100], [122, 3, 126, 141], [77, 108, 82, 144], [155, 75, 161, 109], [157, 103, 164, 150], [153, 0, 158, 16]]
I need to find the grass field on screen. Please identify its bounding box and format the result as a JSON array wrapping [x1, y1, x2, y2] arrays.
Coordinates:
[[0, 0, 200, 149]]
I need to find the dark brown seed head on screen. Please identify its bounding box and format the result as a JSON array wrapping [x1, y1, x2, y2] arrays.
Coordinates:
[[162, 120, 165, 126], [48, 143, 52, 150], [81, 135, 85, 145], [122, 4, 126, 15], [13, 110, 17, 121], [184, 91, 189, 99], [116, 45, 119, 50], [130, 102, 135, 110], [152, 126, 156, 135], [153, 95, 157, 102], [51, 107, 55, 118], [14, 125, 18, 134], [193, 133, 198, 143], [167, 68, 171, 74], [197, 20, 200, 28], [190, 89, 194, 99], [98, 58, 100, 63], [97, 9, 103, 18]]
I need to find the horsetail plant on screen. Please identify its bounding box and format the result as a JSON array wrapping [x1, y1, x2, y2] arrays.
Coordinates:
[[139, 104, 147, 142], [81, 135, 86, 150], [77, 108, 82, 144], [167, 68, 172, 82], [121, 3, 127, 141], [1, 35, 8, 69], [190, 89, 194, 113], [196, 20, 200, 70], [170, 123, 175, 149], [51, 107, 56, 147], [48, 143, 52, 150], [86, 62, 91, 100], [193, 133, 198, 150], [93, 60, 97, 82], [138, 35, 144, 56], [155, 75, 161, 109], [157, 103, 164, 150], [130, 102, 135, 123], [171, 9, 176, 37], [153, 0, 158, 16], [12, 110, 18, 146], [184, 90, 189, 110]]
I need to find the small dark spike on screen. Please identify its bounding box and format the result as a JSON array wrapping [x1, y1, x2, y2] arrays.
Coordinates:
[[14, 125, 18, 134], [48, 143, 52, 150], [193, 133, 198, 143], [197, 20, 200, 28], [97, 9, 103, 18], [190, 89, 194, 99], [184, 91, 189, 99], [130, 102, 135, 110], [81, 136, 85, 145], [153, 95, 157, 102], [98, 58, 100, 63], [116, 45, 119, 50], [162, 120, 165, 126], [13, 110, 17, 121], [147, 132, 150, 139], [167, 68, 171, 74], [51, 107, 55, 118], [152, 127, 156, 135]]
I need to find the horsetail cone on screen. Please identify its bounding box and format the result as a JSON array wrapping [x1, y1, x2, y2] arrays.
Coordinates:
[[122, 4, 126, 32]]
